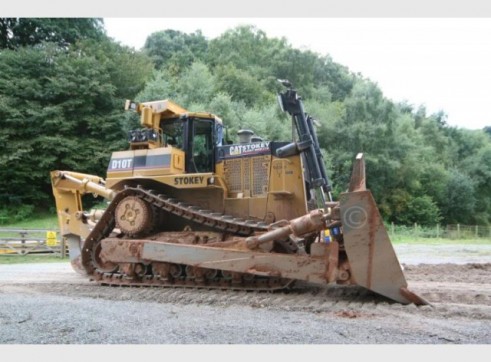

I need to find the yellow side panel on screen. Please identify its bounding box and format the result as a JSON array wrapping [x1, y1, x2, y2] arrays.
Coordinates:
[[140, 107, 153, 128], [266, 155, 308, 222], [133, 148, 171, 177], [249, 197, 268, 221], [171, 187, 224, 214], [107, 147, 188, 188], [270, 158, 292, 193], [171, 149, 185, 173], [224, 198, 250, 219]]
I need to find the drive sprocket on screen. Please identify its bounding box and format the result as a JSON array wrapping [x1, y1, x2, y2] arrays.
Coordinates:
[[115, 195, 154, 237]]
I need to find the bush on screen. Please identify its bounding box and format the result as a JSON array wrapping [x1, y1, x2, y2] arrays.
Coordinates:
[[0, 204, 35, 224], [395, 195, 442, 226]]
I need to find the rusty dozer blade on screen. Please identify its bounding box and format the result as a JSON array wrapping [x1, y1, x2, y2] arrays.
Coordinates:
[[340, 154, 428, 305]]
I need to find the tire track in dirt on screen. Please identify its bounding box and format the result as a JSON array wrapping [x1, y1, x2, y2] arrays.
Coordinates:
[[1, 263, 490, 321]]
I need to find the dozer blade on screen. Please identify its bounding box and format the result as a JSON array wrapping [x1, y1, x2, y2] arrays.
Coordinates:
[[339, 190, 428, 305]]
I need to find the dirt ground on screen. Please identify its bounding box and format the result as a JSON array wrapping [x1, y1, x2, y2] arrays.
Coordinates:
[[0, 244, 490, 346]]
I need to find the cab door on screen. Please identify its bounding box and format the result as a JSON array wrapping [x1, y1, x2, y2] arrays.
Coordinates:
[[185, 118, 215, 173]]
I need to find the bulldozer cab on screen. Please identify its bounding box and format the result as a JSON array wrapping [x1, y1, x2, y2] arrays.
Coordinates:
[[125, 99, 224, 174], [160, 116, 218, 173]]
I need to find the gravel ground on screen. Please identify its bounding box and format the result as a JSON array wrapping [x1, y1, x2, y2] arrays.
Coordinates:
[[0, 243, 490, 347], [0, 290, 434, 344]]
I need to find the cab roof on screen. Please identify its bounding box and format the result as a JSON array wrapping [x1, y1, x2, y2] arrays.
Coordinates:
[[126, 99, 223, 125]]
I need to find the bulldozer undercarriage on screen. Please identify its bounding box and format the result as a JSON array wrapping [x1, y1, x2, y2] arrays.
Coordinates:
[[80, 186, 297, 291]]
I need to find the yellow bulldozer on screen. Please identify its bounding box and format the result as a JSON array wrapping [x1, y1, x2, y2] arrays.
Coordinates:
[[50, 81, 427, 305]]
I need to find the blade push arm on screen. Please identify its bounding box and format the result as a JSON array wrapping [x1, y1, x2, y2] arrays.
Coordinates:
[[277, 81, 332, 205]]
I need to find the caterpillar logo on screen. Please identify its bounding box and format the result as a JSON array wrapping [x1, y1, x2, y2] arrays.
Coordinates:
[[229, 142, 270, 156]]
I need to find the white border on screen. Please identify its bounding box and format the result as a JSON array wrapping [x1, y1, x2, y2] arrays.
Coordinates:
[[2, 0, 491, 17]]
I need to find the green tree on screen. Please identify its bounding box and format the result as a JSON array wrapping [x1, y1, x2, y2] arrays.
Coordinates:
[[0, 34, 154, 218], [207, 93, 244, 142], [0, 18, 104, 49], [459, 143, 491, 224], [0, 44, 117, 209], [135, 68, 179, 102], [143, 29, 207, 71], [207, 25, 355, 101], [175, 62, 215, 106], [207, 26, 270, 73], [440, 170, 476, 224], [75, 38, 154, 99], [394, 195, 442, 226], [214, 64, 271, 106]]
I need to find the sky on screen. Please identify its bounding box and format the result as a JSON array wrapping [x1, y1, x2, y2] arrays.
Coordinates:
[[103, 17, 491, 130]]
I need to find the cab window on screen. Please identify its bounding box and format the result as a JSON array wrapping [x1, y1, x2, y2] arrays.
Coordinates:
[[162, 119, 185, 149], [191, 119, 214, 173]]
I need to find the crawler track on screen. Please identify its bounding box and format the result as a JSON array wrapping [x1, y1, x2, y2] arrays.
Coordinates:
[[81, 186, 294, 291]]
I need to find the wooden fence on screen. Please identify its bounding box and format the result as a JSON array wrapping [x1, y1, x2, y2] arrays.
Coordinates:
[[388, 223, 491, 239], [0, 228, 66, 257]]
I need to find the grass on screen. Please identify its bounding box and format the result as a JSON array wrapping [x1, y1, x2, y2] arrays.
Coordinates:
[[0, 254, 68, 264], [390, 235, 491, 245], [0, 212, 59, 230]]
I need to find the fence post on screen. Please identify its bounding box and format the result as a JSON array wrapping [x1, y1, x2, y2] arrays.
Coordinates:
[[475, 225, 479, 238], [414, 223, 418, 238], [436, 224, 440, 238], [20, 231, 27, 255], [391, 222, 395, 237], [61, 236, 66, 258], [457, 224, 460, 239]]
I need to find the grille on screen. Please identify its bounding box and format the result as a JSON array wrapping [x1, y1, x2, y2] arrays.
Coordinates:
[[223, 158, 242, 193], [243, 158, 251, 192], [223, 156, 270, 196], [252, 156, 269, 196]]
